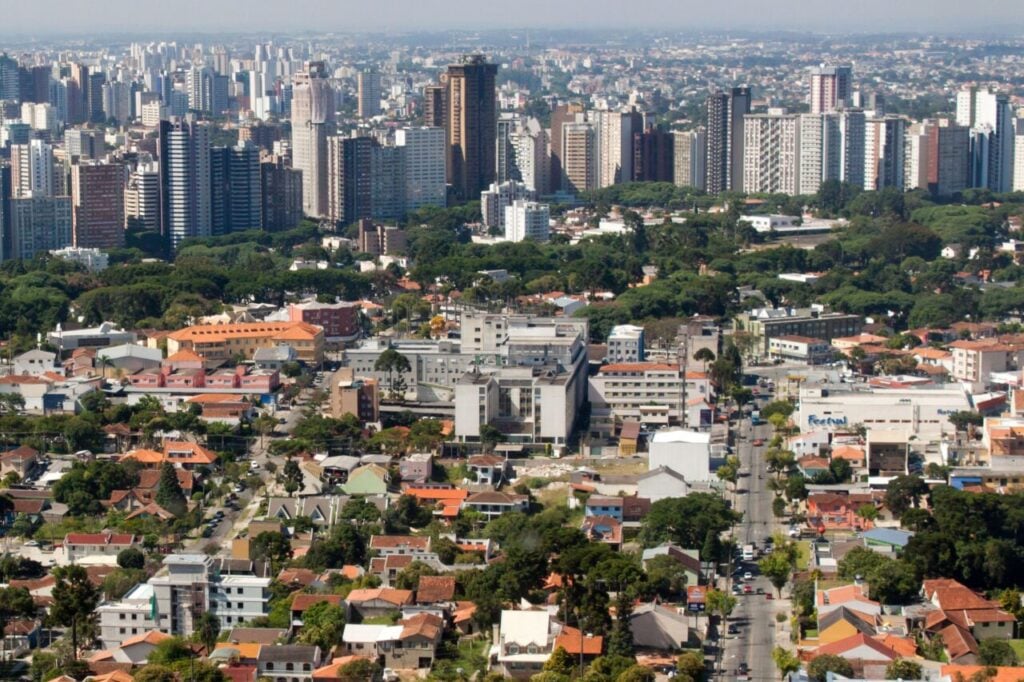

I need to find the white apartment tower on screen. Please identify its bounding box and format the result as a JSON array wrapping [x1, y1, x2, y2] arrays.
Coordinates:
[[395, 126, 446, 211], [672, 130, 706, 190], [163, 118, 212, 250], [864, 116, 906, 191], [594, 109, 639, 188], [512, 119, 550, 194], [504, 200, 550, 243], [742, 110, 800, 195]]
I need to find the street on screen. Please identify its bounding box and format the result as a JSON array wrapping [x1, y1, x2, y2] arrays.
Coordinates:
[[719, 417, 783, 681]]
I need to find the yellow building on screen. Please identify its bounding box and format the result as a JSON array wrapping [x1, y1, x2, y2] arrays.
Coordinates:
[[166, 322, 324, 365]]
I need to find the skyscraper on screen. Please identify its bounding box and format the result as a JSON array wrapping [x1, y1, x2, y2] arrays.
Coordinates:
[[562, 121, 597, 194], [10, 140, 55, 198], [125, 161, 161, 233], [797, 113, 843, 195], [160, 118, 212, 250], [326, 136, 373, 226], [551, 102, 585, 193], [211, 142, 262, 235], [838, 110, 866, 189], [595, 109, 642, 187], [357, 69, 382, 118], [71, 161, 126, 249], [261, 156, 304, 231], [445, 55, 498, 201], [742, 110, 800, 195], [810, 65, 853, 114], [864, 116, 906, 191], [1014, 119, 1024, 192], [957, 87, 1014, 192], [705, 93, 730, 195], [423, 83, 446, 128], [632, 126, 675, 183], [187, 67, 229, 117], [513, 119, 550, 195], [928, 119, 971, 197], [672, 130, 706, 190], [8, 195, 73, 260], [729, 87, 751, 192], [504, 200, 550, 243], [291, 62, 335, 218]]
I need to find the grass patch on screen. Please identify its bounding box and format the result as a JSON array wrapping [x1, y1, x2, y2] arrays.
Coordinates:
[[794, 540, 811, 570], [593, 458, 648, 477], [1009, 639, 1024, 660]]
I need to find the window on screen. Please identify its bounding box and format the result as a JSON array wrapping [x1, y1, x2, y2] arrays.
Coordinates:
[[286, 663, 294, 672], [508, 644, 520, 655]]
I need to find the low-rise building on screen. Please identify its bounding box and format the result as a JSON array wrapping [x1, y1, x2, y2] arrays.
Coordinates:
[[493, 610, 559, 679], [733, 307, 861, 361], [63, 532, 137, 564], [167, 322, 324, 365], [648, 429, 711, 481], [767, 335, 833, 364], [588, 363, 685, 432]]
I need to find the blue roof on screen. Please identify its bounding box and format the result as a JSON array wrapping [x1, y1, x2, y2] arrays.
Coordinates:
[[861, 528, 913, 548]]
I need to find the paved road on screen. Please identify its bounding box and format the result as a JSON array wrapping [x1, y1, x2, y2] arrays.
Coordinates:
[[720, 418, 779, 681]]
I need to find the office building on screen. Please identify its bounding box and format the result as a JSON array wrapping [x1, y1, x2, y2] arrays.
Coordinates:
[[101, 80, 132, 124], [125, 162, 161, 233], [160, 118, 212, 250], [395, 126, 446, 212], [729, 87, 752, 191], [562, 121, 597, 194], [705, 88, 749, 194], [87, 71, 106, 123], [733, 306, 862, 361], [588, 363, 686, 430], [550, 102, 585, 193], [423, 83, 446, 128], [481, 180, 535, 232], [357, 69, 381, 118], [210, 142, 262, 235], [20, 102, 57, 135], [370, 143, 405, 221], [291, 62, 334, 218], [864, 116, 906, 190], [261, 156, 304, 231], [326, 135, 373, 226], [957, 88, 1014, 192], [504, 200, 549, 243], [445, 55, 498, 201], [50, 246, 109, 272], [496, 113, 520, 185], [743, 110, 800, 195], [71, 161, 126, 249], [809, 65, 853, 114], [289, 300, 361, 342], [672, 130, 706, 190], [65, 128, 103, 161], [0, 54, 19, 102], [187, 67, 228, 116], [11, 139, 55, 197], [1014, 119, 1024, 192], [8, 195, 73, 260], [595, 109, 641, 187]]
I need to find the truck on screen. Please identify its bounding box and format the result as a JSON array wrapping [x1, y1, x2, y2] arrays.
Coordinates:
[[742, 544, 755, 561]]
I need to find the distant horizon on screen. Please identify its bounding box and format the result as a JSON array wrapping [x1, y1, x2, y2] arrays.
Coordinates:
[[2, 0, 1023, 39]]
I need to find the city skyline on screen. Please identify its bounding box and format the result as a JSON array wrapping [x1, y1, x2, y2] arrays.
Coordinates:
[[2, 0, 1023, 35]]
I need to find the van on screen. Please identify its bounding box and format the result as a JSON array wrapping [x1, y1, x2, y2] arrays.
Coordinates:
[[742, 544, 755, 561]]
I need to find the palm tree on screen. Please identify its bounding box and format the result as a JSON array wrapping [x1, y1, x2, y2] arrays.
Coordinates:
[[99, 355, 115, 379]]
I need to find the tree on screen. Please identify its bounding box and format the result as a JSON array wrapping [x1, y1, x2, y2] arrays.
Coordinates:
[[772, 646, 800, 679], [117, 547, 145, 570], [195, 612, 220, 655], [250, 531, 292, 571], [693, 348, 715, 374], [280, 457, 303, 496], [0, 585, 36, 660], [885, 659, 923, 680], [102, 568, 148, 600], [807, 654, 853, 682], [374, 348, 411, 399], [394, 560, 439, 590], [606, 592, 635, 659], [948, 410, 983, 434], [676, 651, 706, 681], [49, 565, 101, 659], [638, 493, 740, 550], [544, 646, 575, 677], [884, 475, 929, 518], [758, 545, 798, 597], [616, 666, 656, 682], [297, 601, 346, 652], [133, 665, 177, 682], [705, 589, 736, 622], [716, 455, 740, 491], [978, 639, 1019, 666], [337, 659, 381, 682], [856, 503, 879, 525], [154, 461, 187, 517]]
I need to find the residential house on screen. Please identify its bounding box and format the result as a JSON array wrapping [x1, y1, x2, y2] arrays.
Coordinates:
[[318, 456, 360, 485], [378, 613, 444, 670], [923, 579, 1016, 642], [399, 453, 433, 485], [797, 456, 831, 478], [13, 349, 57, 377], [466, 454, 509, 485], [641, 545, 702, 587], [267, 497, 339, 527], [630, 602, 692, 650], [0, 446, 38, 480], [257, 645, 322, 682], [345, 588, 414, 620], [341, 624, 389, 659], [816, 606, 879, 646], [584, 496, 624, 521], [806, 493, 879, 532], [637, 466, 690, 503], [403, 487, 468, 521], [291, 595, 344, 628], [341, 464, 389, 495], [368, 535, 432, 557], [815, 584, 882, 618], [860, 528, 913, 554], [493, 610, 559, 679], [462, 491, 529, 519], [553, 626, 603, 663], [621, 496, 651, 527], [416, 576, 456, 605], [814, 632, 899, 666], [108, 630, 173, 665], [63, 532, 138, 563]]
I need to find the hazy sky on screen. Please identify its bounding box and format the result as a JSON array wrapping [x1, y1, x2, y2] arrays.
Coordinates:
[[3, 0, 1022, 35]]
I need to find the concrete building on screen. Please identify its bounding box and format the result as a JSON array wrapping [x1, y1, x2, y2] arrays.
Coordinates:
[[357, 69, 381, 118], [797, 112, 842, 195], [949, 339, 1022, 387], [928, 119, 971, 197], [733, 307, 861, 361], [648, 429, 712, 481], [71, 161, 126, 249], [166, 321, 324, 365], [503, 200, 549, 243], [329, 367, 379, 422], [957, 87, 1014, 193], [705, 88, 750, 194], [124, 162, 160, 232], [261, 156, 303, 231], [607, 324, 646, 363], [210, 142, 262, 235], [481, 180, 535, 233], [8, 194, 72, 261], [288, 300, 360, 342], [326, 135, 373, 226], [160, 117, 212, 250], [864, 116, 906, 191], [588, 362, 685, 430], [50, 246, 109, 272], [97, 583, 159, 648], [445, 55, 497, 201], [767, 335, 833, 365], [742, 110, 800, 195], [797, 384, 971, 441], [594, 108, 641, 188], [562, 121, 597, 195], [512, 118, 550, 194], [673, 129, 706, 190], [10, 139, 55, 197], [809, 64, 853, 114], [395, 126, 446, 212], [291, 62, 334, 218]]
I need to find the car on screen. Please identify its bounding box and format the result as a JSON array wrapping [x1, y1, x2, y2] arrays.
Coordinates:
[[756, 587, 765, 595], [731, 585, 742, 595], [23, 540, 39, 548], [234, 484, 245, 493], [727, 624, 740, 635], [278, 417, 287, 424], [752, 438, 765, 446], [214, 510, 225, 519], [743, 571, 753, 581], [766, 593, 774, 600], [738, 663, 749, 675], [249, 461, 261, 470], [743, 584, 753, 594], [201, 527, 214, 538]]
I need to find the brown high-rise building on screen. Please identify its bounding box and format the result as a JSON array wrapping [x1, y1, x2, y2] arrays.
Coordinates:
[[423, 81, 446, 128], [261, 156, 304, 231], [550, 102, 585, 193], [445, 55, 497, 201], [71, 161, 126, 249], [632, 126, 675, 182]]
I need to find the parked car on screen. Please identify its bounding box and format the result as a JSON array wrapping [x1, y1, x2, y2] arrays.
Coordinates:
[[743, 584, 753, 594], [752, 438, 765, 446], [766, 593, 774, 600], [743, 571, 753, 581]]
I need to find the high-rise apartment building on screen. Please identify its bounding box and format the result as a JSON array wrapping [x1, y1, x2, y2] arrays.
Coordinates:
[[370, 143, 406, 221], [1014, 119, 1024, 192], [187, 67, 228, 116], [632, 126, 675, 182], [87, 71, 106, 123], [705, 88, 750, 194], [357, 69, 381, 118], [445, 55, 498, 201], [71, 161, 126, 249], [927, 119, 971, 197], [160, 118, 212, 250], [326, 135, 373, 226], [125, 162, 161, 232], [423, 83, 446, 128], [496, 113, 521, 185], [742, 110, 800, 195], [504, 200, 550, 243], [672, 130, 706, 190], [550, 102, 585, 194], [562, 121, 597, 195], [810, 65, 853, 114], [864, 116, 906, 191], [481, 180, 536, 232], [8, 195, 73, 260], [395, 126, 446, 212], [595, 109, 641, 187], [838, 110, 866, 189], [904, 122, 931, 191], [261, 156, 304, 231], [957, 87, 1014, 192], [291, 62, 334, 218], [11, 140, 55, 198], [797, 113, 840, 195], [512, 119, 550, 195], [210, 142, 262, 235]]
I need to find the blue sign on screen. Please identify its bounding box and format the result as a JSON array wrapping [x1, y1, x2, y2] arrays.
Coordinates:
[[807, 415, 848, 427]]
